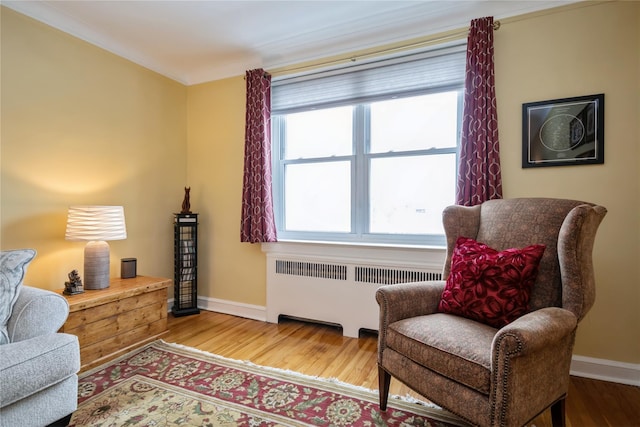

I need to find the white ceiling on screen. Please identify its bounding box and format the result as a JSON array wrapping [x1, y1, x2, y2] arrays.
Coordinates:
[[3, 1, 578, 85]]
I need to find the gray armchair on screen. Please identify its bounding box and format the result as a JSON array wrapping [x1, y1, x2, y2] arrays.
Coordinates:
[[0, 286, 80, 427], [377, 198, 606, 427]]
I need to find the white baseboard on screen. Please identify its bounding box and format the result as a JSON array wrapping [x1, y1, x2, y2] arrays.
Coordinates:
[[570, 355, 640, 387], [168, 297, 639, 387], [195, 296, 267, 322], [168, 297, 266, 321]]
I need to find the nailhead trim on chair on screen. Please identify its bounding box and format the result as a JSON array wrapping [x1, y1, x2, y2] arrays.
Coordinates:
[[490, 332, 522, 427], [376, 290, 390, 363]]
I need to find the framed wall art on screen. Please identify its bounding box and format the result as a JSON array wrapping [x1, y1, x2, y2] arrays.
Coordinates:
[[522, 93, 604, 168]]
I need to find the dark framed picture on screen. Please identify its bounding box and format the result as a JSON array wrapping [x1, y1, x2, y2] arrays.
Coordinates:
[[522, 94, 604, 168]]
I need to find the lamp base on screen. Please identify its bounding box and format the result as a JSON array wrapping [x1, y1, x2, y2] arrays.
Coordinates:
[[84, 241, 110, 289]]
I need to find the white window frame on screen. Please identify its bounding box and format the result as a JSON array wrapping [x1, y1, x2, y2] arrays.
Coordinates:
[[271, 45, 466, 248]]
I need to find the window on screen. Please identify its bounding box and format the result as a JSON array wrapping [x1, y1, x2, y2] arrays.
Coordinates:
[[272, 45, 465, 246]]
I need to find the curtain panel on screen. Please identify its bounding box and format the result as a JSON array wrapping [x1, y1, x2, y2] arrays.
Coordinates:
[[456, 16, 503, 206], [240, 69, 277, 243]]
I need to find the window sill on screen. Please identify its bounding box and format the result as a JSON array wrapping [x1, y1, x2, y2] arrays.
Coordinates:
[[261, 239, 446, 270]]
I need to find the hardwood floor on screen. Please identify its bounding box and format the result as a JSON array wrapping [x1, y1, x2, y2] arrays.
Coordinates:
[[164, 310, 640, 427]]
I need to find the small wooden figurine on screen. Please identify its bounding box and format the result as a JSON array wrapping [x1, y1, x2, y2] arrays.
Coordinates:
[[181, 187, 192, 214]]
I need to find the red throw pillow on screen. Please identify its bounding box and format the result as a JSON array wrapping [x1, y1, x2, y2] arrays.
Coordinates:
[[438, 237, 546, 328]]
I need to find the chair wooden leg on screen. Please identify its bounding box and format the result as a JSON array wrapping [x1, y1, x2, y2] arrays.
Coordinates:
[[551, 398, 566, 427], [378, 365, 391, 411]]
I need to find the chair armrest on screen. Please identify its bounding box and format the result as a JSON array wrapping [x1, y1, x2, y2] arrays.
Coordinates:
[[490, 307, 578, 424], [376, 281, 446, 327], [6, 286, 70, 343], [491, 307, 577, 359], [0, 333, 79, 407], [376, 281, 446, 364]]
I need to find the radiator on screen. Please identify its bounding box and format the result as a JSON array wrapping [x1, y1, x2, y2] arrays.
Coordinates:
[[266, 254, 442, 337]]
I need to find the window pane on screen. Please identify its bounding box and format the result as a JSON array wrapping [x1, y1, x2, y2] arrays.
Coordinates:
[[285, 162, 351, 232], [370, 91, 459, 153], [285, 106, 353, 159], [370, 154, 456, 235]]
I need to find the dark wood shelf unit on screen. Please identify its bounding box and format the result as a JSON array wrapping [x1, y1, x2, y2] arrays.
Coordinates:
[[173, 213, 200, 316]]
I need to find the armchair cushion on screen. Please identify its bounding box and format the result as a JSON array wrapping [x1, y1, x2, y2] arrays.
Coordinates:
[[387, 313, 496, 394], [438, 237, 545, 328], [0, 249, 36, 345], [0, 333, 79, 407]]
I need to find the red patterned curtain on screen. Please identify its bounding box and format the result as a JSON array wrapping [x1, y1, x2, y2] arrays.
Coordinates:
[[455, 16, 503, 206], [240, 69, 277, 243]]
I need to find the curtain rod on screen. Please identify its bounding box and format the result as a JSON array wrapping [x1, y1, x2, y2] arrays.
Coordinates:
[[270, 20, 500, 78]]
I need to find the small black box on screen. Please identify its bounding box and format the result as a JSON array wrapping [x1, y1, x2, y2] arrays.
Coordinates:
[[121, 258, 137, 279]]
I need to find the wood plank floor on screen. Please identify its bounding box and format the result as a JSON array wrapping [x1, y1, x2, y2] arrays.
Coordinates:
[[164, 310, 640, 427]]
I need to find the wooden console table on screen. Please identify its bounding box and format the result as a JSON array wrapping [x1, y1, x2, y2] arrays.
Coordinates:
[[59, 276, 171, 372]]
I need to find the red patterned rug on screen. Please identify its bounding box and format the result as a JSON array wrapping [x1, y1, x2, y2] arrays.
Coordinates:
[[70, 340, 467, 426]]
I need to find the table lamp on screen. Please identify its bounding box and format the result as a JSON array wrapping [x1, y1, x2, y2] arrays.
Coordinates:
[[65, 206, 127, 289]]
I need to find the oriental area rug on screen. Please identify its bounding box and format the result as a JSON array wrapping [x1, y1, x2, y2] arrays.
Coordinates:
[[69, 340, 467, 427]]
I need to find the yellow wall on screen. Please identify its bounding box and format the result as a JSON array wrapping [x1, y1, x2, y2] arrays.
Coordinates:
[[1, 8, 188, 291], [494, 1, 639, 363], [186, 77, 266, 305], [186, 1, 639, 364], [1, 2, 638, 365]]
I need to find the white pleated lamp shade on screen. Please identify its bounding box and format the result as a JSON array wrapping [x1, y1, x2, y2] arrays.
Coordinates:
[[65, 206, 127, 290], [65, 206, 127, 241]]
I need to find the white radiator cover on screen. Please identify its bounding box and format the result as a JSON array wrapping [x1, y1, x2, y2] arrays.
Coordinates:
[[264, 243, 445, 337]]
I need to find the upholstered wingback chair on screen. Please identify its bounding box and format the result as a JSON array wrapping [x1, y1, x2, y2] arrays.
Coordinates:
[[376, 198, 606, 427]]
